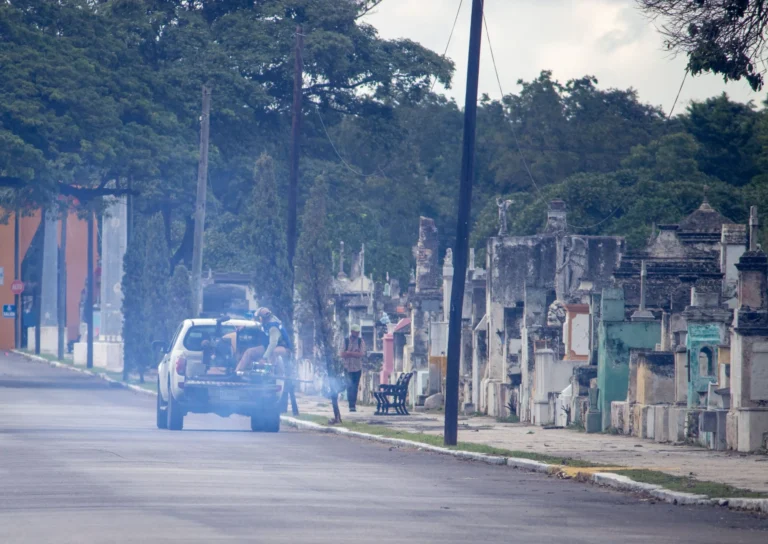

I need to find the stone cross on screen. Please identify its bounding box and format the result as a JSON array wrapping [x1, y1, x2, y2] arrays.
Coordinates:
[[631, 260, 655, 322], [496, 198, 514, 236], [337, 241, 346, 279], [749, 206, 759, 252]]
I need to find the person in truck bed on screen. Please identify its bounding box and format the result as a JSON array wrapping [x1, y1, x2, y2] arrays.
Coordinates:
[[235, 307, 291, 374]]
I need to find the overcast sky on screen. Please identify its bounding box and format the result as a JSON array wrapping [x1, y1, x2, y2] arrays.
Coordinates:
[[365, 0, 761, 113]]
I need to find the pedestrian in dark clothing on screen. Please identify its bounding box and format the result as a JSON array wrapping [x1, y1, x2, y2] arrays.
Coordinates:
[[340, 324, 366, 412]]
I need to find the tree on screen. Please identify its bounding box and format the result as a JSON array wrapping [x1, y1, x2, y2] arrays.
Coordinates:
[[295, 175, 342, 422], [143, 214, 172, 357], [122, 215, 148, 382], [682, 94, 760, 186], [638, 0, 768, 90], [168, 265, 194, 330], [244, 154, 293, 322], [122, 213, 171, 383]]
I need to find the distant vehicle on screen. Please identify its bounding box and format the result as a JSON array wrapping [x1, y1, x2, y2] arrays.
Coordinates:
[[155, 317, 282, 432]]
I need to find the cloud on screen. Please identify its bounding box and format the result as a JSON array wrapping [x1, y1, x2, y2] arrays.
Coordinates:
[[365, 0, 757, 111]]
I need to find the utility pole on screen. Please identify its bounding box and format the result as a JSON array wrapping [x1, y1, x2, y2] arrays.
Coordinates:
[[86, 206, 94, 369], [284, 26, 304, 417], [287, 25, 304, 275], [124, 177, 133, 381], [191, 85, 212, 317], [58, 205, 68, 360], [444, 0, 484, 446], [34, 208, 45, 356], [14, 209, 20, 349]]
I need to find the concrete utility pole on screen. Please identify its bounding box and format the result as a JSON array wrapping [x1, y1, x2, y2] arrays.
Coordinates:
[[58, 206, 67, 360], [288, 25, 304, 274], [191, 85, 212, 317], [14, 209, 20, 349], [86, 207, 94, 369], [444, 0, 484, 446], [124, 177, 133, 381], [34, 208, 45, 356]]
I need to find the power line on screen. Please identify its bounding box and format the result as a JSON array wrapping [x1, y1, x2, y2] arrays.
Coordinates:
[[667, 68, 689, 121], [430, 0, 465, 93], [314, 107, 381, 178], [317, 2, 466, 177], [482, 13, 543, 198], [482, 10, 691, 232], [568, 68, 690, 231]]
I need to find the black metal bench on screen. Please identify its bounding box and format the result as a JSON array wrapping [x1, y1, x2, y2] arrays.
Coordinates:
[[373, 372, 413, 415]]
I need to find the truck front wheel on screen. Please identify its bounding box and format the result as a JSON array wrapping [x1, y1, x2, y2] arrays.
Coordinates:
[[156, 377, 168, 429]]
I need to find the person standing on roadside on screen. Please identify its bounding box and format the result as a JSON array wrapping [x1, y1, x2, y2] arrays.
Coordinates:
[[340, 324, 366, 412]]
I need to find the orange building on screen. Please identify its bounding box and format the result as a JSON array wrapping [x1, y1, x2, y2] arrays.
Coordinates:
[[0, 208, 98, 350]]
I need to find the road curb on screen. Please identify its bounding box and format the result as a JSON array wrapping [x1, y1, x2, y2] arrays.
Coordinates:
[[11, 350, 156, 398], [11, 351, 766, 515], [590, 472, 712, 506], [281, 416, 508, 465], [280, 416, 767, 514]]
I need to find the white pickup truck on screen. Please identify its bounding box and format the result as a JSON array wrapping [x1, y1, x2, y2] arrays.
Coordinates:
[[155, 317, 282, 432]]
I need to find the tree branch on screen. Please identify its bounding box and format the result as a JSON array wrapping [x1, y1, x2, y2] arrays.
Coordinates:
[[0, 177, 138, 200], [355, 0, 387, 20]]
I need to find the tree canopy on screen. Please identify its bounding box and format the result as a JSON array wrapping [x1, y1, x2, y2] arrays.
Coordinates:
[[638, 0, 768, 90], [4, 0, 768, 295]]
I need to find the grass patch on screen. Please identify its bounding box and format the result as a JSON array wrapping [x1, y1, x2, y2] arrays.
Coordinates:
[[294, 414, 600, 467], [608, 469, 768, 499], [496, 414, 520, 424]]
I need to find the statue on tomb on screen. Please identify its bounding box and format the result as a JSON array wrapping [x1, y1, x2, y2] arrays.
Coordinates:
[[444, 248, 453, 268], [547, 300, 567, 327], [496, 198, 514, 236], [559, 236, 588, 297]]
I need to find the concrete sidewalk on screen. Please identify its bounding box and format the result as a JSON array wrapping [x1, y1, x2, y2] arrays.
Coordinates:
[[296, 396, 768, 493]]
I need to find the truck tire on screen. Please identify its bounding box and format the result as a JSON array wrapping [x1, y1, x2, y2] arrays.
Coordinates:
[[264, 410, 280, 433], [167, 384, 184, 431], [250, 415, 264, 432], [156, 378, 168, 429]]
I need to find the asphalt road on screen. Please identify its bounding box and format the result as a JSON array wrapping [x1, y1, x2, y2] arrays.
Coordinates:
[[0, 353, 766, 544]]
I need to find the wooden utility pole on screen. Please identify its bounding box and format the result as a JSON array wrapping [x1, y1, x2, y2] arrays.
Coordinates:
[[288, 26, 304, 274], [444, 0, 484, 446], [58, 206, 68, 360], [191, 85, 212, 317], [86, 207, 94, 369]]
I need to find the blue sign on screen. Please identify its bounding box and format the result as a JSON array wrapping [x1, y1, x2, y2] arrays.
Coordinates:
[[2, 304, 16, 318]]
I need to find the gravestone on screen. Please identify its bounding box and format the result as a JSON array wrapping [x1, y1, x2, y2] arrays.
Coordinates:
[[728, 206, 768, 451]]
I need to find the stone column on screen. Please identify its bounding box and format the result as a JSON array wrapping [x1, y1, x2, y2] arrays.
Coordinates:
[[442, 249, 453, 322], [728, 212, 768, 451], [88, 197, 127, 372], [532, 347, 555, 425], [410, 217, 442, 400], [100, 197, 127, 341]]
